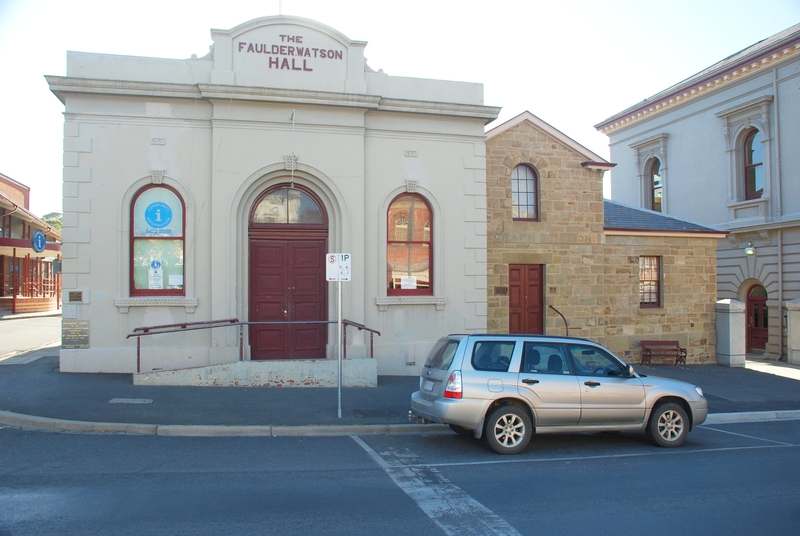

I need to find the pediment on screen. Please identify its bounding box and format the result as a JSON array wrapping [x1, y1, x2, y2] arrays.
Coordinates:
[[209, 16, 367, 91]]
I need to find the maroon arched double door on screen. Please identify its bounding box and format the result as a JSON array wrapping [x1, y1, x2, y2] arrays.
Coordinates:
[[248, 185, 328, 360]]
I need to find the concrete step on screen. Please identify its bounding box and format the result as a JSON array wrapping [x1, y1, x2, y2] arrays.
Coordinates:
[[132, 358, 378, 387]]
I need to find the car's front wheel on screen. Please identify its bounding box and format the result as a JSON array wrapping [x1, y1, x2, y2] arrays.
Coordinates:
[[647, 402, 689, 447], [485, 405, 532, 454]]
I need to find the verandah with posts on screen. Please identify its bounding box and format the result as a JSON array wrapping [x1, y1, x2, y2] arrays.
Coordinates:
[[0, 253, 61, 314]]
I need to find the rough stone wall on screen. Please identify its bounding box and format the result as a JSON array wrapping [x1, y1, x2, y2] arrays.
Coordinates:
[[486, 119, 718, 364], [486, 120, 606, 339], [603, 235, 718, 363]]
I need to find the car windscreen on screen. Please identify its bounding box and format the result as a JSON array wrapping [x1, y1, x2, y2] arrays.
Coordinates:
[[423, 338, 460, 370]]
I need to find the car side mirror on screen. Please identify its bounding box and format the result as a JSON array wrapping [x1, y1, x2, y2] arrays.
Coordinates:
[[625, 364, 635, 378]]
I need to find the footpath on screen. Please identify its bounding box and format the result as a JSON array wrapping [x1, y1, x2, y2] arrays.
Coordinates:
[[1, 312, 799, 437]]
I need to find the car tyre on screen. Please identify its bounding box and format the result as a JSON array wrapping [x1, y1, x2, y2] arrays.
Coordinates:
[[647, 402, 688, 447], [449, 424, 474, 438], [485, 405, 532, 455]]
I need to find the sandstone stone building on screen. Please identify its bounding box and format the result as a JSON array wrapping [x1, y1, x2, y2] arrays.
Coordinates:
[[597, 23, 800, 360], [486, 112, 726, 363]]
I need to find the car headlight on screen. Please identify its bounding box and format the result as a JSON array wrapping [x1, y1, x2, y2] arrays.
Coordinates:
[[695, 386, 704, 397]]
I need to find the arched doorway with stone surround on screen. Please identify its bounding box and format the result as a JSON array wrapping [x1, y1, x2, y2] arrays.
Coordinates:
[[746, 284, 768, 352]]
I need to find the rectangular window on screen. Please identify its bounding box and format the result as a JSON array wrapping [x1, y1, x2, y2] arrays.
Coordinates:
[[639, 256, 661, 308]]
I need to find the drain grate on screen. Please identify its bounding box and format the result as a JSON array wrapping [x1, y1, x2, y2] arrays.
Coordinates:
[[109, 398, 153, 404]]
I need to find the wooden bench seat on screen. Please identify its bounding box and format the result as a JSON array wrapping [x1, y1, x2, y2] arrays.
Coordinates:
[[640, 340, 687, 366]]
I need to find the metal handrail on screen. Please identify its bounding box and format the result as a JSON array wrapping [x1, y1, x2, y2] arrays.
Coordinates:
[[342, 320, 381, 359], [132, 318, 240, 334], [126, 318, 381, 373], [548, 305, 569, 336]]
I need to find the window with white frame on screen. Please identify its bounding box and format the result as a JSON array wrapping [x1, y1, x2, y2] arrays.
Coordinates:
[[743, 128, 764, 200], [629, 134, 668, 212], [715, 95, 772, 205], [639, 256, 661, 308], [511, 164, 539, 221], [649, 158, 663, 212]]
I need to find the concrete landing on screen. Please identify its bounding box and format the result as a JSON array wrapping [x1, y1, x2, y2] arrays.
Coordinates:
[[132, 358, 378, 388]]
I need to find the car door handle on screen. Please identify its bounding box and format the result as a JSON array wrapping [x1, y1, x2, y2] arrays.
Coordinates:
[[521, 378, 540, 384], [584, 381, 601, 387]]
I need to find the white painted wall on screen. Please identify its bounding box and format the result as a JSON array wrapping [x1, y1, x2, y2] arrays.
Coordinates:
[[52, 16, 499, 375]]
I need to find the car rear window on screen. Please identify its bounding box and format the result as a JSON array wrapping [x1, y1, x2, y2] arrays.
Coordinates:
[[423, 338, 460, 370]]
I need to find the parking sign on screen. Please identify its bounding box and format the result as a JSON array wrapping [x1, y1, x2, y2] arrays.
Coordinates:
[[326, 253, 352, 281]]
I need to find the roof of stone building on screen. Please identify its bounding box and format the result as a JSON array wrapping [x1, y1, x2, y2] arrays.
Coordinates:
[[488, 111, 612, 167], [603, 199, 727, 235]]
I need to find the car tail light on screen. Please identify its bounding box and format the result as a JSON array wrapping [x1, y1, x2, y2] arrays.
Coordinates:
[[443, 371, 462, 399]]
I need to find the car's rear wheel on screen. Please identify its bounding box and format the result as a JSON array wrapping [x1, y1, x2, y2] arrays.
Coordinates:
[[449, 424, 474, 438], [647, 402, 688, 447], [485, 405, 532, 454]]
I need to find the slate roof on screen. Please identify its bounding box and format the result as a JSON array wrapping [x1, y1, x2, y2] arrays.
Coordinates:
[[603, 199, 727, 235]]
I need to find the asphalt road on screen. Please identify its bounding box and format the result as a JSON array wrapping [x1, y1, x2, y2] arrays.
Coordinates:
[[2, 419, 799, 535], [0, 316, 60, 358]]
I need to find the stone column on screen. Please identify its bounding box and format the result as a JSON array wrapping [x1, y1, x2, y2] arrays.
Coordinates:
[[716, 299, 746, 367], [787, 299, 800, 366]]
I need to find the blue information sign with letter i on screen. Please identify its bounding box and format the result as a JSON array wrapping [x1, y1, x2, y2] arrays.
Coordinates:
[[31, 230, 46, 253]]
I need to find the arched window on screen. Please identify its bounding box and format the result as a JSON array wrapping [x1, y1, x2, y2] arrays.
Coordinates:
[[387, 193, 432, 295], [130, 185, 185, 296], [251, 186, 324, 225], [744, 129, 764, 200], [511, 164, 539, 221], [649, 159, 663, 212]]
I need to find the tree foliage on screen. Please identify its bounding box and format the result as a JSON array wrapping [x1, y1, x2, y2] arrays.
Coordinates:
[[41, 212, 62, 232]]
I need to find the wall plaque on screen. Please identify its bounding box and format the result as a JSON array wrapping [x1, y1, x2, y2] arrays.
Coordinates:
[[62, 320, 89, 349]]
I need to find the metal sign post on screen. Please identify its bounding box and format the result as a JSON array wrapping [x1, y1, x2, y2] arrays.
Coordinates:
[[326, 253, 351, 418]]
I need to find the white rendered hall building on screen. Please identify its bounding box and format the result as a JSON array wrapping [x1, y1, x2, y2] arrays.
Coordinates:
[[48, 16, 500, 380]]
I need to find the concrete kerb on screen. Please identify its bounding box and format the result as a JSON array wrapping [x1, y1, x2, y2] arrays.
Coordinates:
[[0, 410, 449, 437], [0, 410, 158, 435], [4, 410, 800, 437], [703, 410, 800, 425]]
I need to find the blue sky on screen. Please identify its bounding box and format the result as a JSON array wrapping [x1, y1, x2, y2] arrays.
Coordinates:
[[1, 0, 798, 215]]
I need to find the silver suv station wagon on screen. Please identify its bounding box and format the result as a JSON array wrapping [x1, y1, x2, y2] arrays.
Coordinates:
[[411, 334, 708, 454]]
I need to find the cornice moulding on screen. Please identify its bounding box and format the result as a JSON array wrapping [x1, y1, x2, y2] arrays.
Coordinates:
[[46, 76, 201, 103], [714, 95, 774, 119], [628, 133, 669, 149], [596, 39, 800, 135], [47, 76, 498, 121], [377, 98, 501, 121], [198, 84, 381, 108]]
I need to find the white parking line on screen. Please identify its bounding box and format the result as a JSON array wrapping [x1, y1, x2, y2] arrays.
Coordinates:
[[699, 425, 794, 446], [352, 436, 521, 536], [398, 442, 799, 469]]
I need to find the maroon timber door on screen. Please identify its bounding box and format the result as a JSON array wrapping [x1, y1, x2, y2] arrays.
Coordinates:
[[508, 264, 543, 334], [248, 185, 328, 360], [746, 285, 768, 351]]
